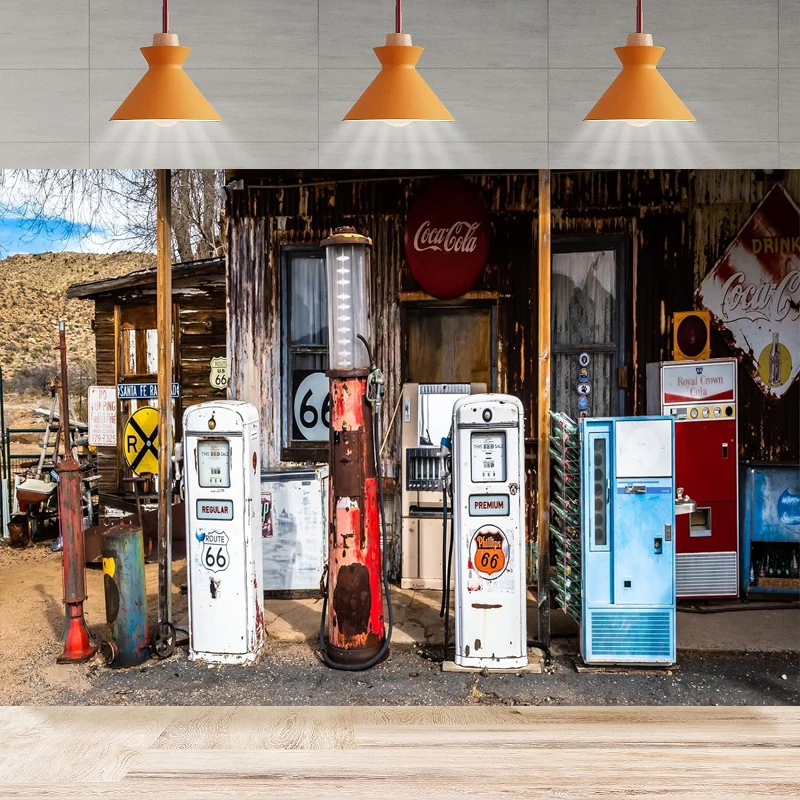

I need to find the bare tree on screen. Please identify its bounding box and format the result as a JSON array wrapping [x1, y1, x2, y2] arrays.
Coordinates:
[[0, 169, 225, 262]]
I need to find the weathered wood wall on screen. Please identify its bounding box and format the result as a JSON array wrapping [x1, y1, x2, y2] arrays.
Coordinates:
[[87, 262, 227, 495], [178, 287, 228, 412], [93, 299, 118, 494], [226, 170, 800, 573]]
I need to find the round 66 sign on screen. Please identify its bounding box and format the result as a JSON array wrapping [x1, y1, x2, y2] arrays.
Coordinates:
[[404, 178, 490, 299]]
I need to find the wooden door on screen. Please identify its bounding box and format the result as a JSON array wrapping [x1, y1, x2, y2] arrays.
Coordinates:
[[405, 306, 494, 386]]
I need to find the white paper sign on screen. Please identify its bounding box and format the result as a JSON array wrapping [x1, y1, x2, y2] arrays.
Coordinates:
[[88, 386, 117, 446]]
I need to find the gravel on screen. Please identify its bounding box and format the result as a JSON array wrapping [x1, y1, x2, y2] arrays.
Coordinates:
[[28, 642, 800, 707]]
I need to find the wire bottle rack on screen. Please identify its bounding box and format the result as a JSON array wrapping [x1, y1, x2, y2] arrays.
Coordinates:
[[549, 411, 582, 625]]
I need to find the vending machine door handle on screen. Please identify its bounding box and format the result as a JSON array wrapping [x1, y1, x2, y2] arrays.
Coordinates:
[[624, 484, 647, 494]]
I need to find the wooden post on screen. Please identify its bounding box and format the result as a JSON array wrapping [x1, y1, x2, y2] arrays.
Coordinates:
[[536, 169, 552, 650], [156, 168, 173, 625]]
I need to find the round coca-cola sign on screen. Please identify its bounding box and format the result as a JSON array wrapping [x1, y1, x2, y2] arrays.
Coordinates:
[[404, 178, 490, 299]]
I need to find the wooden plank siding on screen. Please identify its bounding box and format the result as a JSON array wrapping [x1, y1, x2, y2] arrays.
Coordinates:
[[226, 170, 800, 580], [74, 259, 227, 497], [93, 299, 118, 494]]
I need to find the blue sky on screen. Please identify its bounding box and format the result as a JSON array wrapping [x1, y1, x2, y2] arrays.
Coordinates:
[[0, 212, 112, 256]]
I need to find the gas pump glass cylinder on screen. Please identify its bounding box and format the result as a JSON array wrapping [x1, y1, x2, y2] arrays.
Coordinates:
[[322, 228, 373, 370]]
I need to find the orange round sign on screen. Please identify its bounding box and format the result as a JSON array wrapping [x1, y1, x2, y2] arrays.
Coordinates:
[[470, 526, 509, 579]]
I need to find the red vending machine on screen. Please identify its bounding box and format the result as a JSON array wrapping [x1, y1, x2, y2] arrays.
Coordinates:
[[646, 358, 738, 598]]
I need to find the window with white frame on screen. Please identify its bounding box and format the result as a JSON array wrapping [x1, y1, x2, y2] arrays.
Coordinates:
[[281, 247, 330, 461]]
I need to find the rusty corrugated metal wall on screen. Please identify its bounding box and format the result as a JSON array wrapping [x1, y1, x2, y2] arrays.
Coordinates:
[[226, 170, 800, 574]]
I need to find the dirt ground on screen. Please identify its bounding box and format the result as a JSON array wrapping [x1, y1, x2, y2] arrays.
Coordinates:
[[0, 541, 188, 704], [1, 540, 798, 707]]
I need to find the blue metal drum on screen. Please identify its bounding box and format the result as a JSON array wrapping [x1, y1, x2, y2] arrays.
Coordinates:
[[101, 524, 150, 667]]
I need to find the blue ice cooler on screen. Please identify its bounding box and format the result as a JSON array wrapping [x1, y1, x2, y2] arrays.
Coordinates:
[[739, 462, 800, 597], [580, 417, 676, 666]]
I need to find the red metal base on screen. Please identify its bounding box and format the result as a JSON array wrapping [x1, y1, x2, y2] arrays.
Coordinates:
[[57, 603, 96, 664]]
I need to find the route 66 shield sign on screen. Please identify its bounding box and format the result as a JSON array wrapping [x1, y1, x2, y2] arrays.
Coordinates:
[[200, 530, 230, 573], [209, 357, 228, 391], [470, 526, 509, 579]]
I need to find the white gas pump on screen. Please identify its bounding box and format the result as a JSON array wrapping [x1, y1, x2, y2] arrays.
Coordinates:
[[450, 394, 527, 669], [183, 401, 264, 664]]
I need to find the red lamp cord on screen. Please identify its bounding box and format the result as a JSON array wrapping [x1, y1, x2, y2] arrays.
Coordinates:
[[395, 0, 402, 33], [636, 0, 643, 33], [163, 0, 169, 33]]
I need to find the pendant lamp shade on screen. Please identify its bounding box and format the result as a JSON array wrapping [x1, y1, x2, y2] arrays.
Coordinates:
[[344, 32, 453, 125], [585, 33, 694, 125], [111, 28, 220, 125]]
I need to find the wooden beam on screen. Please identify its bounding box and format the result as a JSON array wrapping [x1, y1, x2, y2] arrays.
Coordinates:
[[156, 168, 173, 625], [536, 169, 551, 650]]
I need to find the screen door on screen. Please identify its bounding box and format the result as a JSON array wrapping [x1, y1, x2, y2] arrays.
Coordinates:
[[551, 241, 627, 419]]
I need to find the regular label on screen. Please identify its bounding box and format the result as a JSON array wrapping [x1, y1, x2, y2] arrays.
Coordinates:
[[196, 499, 234, 520], [469, 494, 509, 516]]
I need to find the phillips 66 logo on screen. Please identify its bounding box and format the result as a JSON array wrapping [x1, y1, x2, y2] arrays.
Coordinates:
[[470, 525, 510, 579], [197, 530, 230, 573]]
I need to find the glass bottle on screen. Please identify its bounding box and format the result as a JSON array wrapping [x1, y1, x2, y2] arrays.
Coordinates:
[[769, 332, 781, 386]]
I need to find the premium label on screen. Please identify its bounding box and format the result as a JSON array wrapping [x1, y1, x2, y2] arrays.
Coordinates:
[[469, 494, 510, 516]]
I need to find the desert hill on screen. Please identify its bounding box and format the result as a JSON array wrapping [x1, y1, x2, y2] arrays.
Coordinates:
[[0, 251, 154, 386]]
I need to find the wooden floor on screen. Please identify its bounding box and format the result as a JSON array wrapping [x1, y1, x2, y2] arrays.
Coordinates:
[[1, 706, 798, 798]]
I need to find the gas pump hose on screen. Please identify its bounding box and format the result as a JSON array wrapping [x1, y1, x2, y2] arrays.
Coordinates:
[[442, 494, 455, 658], [318, 337, 394, 671], [440, 487, 448, 619]]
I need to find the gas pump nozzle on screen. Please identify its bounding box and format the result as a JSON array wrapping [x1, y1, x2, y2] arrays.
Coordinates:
[[439, 434, 452, 496], [172, 441, 185, 501], [172, 441, 184, 482]]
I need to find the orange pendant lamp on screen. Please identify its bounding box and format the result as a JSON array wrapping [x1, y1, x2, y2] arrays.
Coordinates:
[[585, 0, 694, 126], [344, 0, 453, 126], [111, 0, 220, 126]]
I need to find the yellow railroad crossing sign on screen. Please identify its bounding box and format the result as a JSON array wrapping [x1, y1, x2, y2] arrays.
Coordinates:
[[123, 406, 160, 475]]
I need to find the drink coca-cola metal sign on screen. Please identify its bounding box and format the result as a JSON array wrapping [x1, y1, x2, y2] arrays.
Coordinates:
[[404, 177, 490, 299], [696, 183, 800, 401]]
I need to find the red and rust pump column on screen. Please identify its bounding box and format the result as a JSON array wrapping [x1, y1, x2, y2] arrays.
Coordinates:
[[320, 228, 389, 668], [56, 321, 96, 664]]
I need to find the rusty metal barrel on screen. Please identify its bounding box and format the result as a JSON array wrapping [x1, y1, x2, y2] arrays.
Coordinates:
[[101, 524, 150, 668]]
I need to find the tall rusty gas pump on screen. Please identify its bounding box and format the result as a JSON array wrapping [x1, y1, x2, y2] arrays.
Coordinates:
[[319, 227, 393, 670], [56, 321, 96, 664]]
